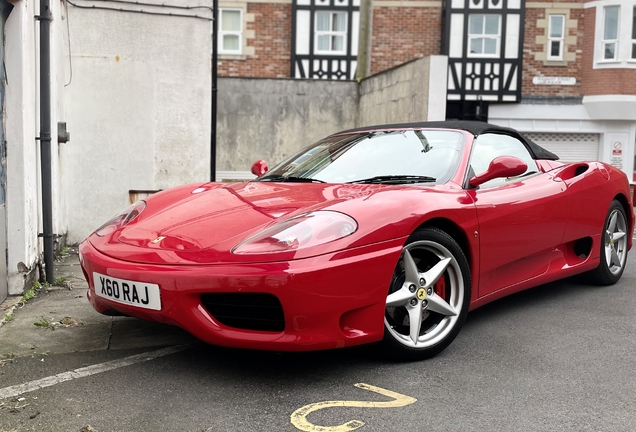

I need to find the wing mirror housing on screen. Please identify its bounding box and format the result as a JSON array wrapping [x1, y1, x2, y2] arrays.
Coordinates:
[[251, 160, 269, 177], [469, 156, 528, 188]]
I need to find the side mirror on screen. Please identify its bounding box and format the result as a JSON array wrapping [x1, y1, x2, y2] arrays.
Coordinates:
[[251, 160, 269, 177], [469, 156, 527, 188]]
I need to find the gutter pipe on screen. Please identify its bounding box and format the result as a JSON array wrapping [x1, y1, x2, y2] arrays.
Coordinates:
[[37, 0, 55, 284]]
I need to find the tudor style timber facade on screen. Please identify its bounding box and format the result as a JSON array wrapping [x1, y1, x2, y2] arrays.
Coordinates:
[[215, 0, 636, 182], [443, 0, 525, 104], [291, 0, 360, 80]]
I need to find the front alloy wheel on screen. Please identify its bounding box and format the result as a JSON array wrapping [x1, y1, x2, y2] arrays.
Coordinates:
[[383, 227, 471, 360]]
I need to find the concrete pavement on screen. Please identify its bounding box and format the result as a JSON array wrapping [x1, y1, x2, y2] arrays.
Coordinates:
[[0, 249, 198, 358]]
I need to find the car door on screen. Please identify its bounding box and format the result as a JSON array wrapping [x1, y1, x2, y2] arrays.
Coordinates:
[[467, 133, 569, 298]]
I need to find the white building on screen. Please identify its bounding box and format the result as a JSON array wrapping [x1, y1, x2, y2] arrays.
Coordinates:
[[2, 0, 68, 302]]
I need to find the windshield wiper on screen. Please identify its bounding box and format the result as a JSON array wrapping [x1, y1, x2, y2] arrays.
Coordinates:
[[258, 175, 326, 183], [347, 175, 436, 185]]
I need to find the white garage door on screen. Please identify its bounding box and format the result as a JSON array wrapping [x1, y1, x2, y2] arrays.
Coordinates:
[[523, 133, 600, 162]]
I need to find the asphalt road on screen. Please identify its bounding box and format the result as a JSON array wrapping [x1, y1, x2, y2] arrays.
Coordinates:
[[1, 254, 636, 432]]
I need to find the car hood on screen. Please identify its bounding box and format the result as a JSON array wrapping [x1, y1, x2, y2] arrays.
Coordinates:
[[91, 181, 469, 265], [117, 182, 378, 252]]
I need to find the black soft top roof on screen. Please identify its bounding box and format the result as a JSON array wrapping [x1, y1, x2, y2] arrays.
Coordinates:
[[336, 120, 559, 161]]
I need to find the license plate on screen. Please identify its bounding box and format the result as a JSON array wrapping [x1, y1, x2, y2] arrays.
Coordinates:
[[93, 272, 161, 311]]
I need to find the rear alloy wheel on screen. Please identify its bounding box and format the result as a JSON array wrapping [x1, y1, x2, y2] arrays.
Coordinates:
[[383, 227, 471, 360], [587, 200, 628, 285]]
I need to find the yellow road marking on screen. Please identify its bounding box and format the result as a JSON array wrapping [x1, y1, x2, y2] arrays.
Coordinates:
[[290, 383, 417, 432]]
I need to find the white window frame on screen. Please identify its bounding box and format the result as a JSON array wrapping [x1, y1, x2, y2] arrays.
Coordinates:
[[547, 14, 565, 61], [467, 15, 501, 58], [592, 1, 636, 68], [602, 5, 620, 61], [314, 11, 348, 55], [218, 8, 243, 55]]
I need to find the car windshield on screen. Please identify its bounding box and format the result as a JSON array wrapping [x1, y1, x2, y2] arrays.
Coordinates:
[[257, 130, 466, 184]]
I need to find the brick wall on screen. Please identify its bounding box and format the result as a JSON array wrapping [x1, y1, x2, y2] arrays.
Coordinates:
[[521, 3, 584, 98], [217, 3, 444, 79], [218, 3, 292, 78], [216, 0, 636, 95], [582, 68, 636, 95], [581, 7, 636, 96], [370, 6, 442, 75]]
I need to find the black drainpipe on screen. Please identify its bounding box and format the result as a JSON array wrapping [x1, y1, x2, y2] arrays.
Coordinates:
[[210, 0, 218, 182], [37, 0, 54, 284]]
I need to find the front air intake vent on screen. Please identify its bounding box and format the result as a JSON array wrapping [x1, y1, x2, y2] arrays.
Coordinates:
[[201, 293, 285, 332]]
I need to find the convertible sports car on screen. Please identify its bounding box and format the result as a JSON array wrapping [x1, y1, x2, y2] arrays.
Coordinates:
[[79, 121, 633, 360]]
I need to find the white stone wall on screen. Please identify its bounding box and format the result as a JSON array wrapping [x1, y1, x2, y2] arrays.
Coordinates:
[[4, 0, 68, 295], [64, 3, 213, 243], [54, 1, 70, 247], [4, 0, 37, 295]]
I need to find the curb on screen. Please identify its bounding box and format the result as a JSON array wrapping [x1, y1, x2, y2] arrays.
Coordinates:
[[0, 296, 23, 330]]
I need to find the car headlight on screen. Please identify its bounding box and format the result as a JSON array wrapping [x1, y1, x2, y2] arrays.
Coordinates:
[[95, 201, 146, 237], [232, 211, 358, 254]]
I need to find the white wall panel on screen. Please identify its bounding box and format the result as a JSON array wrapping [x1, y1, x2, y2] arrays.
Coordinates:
[[351, 11, 359, 56], [449, 14, 464, 58], [296, 10, 311, 55], [505, 14, 519, 59]]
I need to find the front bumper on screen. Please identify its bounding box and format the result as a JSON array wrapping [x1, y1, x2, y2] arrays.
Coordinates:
[[79, 238, 404, 351]]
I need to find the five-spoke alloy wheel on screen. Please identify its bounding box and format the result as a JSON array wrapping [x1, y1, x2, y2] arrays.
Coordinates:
[[383, 227, 471, 360], [587, 200, 629, 285]]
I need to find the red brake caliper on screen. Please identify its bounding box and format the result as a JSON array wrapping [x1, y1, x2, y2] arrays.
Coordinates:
[[434, 276, 446, 300]]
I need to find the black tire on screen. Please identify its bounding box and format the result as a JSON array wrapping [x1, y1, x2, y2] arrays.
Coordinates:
[[586, 200, 629, 285], [381, 227, 471, 361]]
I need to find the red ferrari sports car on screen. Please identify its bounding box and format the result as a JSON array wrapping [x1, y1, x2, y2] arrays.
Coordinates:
[[79, 121, 633, 360]]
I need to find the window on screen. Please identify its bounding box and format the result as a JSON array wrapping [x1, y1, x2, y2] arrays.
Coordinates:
[[219, 9, 242, 54], [593, 3, 636, 67], [468, 15, 501, 57], [315, 11, 347, 54], [603, 6, 619, 60], [259, 131, 465, 184], [547, 15, 565, 60], [632, 6, 636, 59], [469, 134, 538, 189]]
